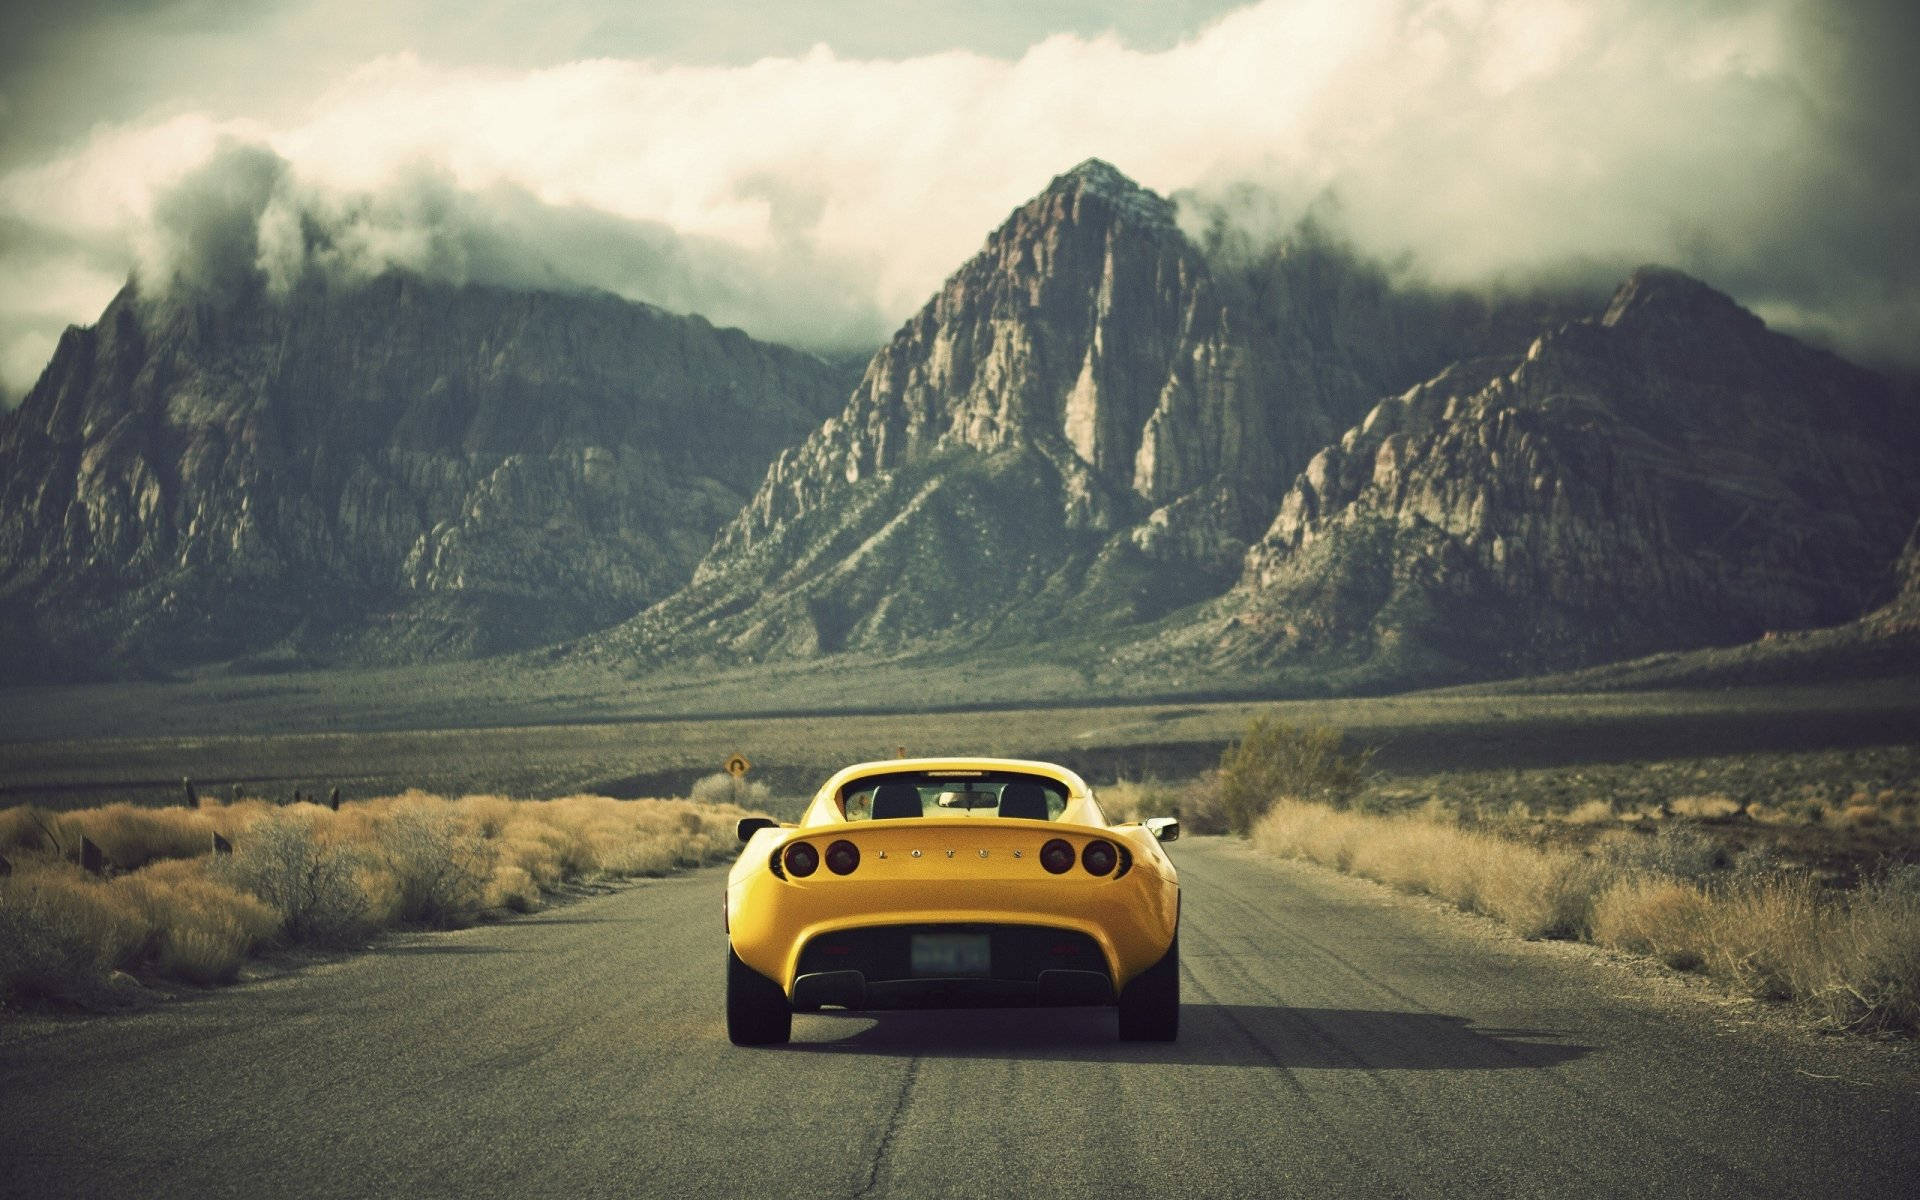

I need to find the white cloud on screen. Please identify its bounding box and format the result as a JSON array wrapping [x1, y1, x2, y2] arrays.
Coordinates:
[[1, 0, 1914, 403]]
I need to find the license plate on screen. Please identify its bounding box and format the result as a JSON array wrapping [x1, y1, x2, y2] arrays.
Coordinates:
[[911, 933, 989, 977]]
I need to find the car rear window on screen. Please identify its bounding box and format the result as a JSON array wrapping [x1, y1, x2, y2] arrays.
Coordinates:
[[839, 771, 1070, 821]]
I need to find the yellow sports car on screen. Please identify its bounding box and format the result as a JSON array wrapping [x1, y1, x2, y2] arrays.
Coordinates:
[[724, 757, 1181, 1045]]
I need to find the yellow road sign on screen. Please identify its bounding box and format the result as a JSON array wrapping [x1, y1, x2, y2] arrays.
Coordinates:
[[726, 755, 751, 778]]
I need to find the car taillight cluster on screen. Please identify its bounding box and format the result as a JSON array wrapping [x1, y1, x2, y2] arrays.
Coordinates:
[[825, 839, 860, 875], [774, 836, 1125, 878], [783, 841, 819, 877], [1081, 839, 1118, 876], [773, 838, 861, 879], [1040, 838, 1076, 874], [1042, 836, 1124, 876]]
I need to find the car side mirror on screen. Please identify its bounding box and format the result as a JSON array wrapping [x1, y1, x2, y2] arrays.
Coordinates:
[[737, 816, 778, 843], [1144, 816, 1180, 843]]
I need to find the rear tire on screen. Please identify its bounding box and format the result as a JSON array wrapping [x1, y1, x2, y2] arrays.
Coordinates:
[[727, 945, 792, 1045], [1117, 932, 1179, 1042]]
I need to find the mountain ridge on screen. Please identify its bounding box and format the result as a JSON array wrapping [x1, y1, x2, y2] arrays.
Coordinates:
[[1132, 264, 1920, 688], [585, 161, 1598, 672], [5, 160, 1915, 697], [0, 271, 856, 678]]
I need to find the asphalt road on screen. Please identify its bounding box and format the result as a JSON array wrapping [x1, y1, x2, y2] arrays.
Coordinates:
[[3, 838, 1915, 1199]]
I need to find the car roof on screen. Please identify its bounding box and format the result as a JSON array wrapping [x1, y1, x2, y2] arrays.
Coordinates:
[[802, 757, 1099, 827]]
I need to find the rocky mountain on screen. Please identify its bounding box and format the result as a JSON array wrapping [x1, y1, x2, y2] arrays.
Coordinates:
[[590, 160, 1582, 667], [1146, 267, 1920, 687], [0, 273, 853, 678], [1893, 521, 1920, 609], [9, 159, 1912, 696]]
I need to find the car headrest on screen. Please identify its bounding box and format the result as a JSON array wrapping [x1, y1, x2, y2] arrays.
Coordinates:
[[870, 783, 923, 820], [997, 782, 1050, 821]]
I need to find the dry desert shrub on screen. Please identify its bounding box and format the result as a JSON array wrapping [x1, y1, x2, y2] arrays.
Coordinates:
[[474, 794, 738, 905], [1253, 797, 1920, 1034], [1565, 799, 1619, 825], [1253, 798, 1364, 872], [372, 799, 495, 928], [115, 859, 279, 985], [691, 772, 771, 809], [1700, 874, 1831, 1002], [1176, 770, 1232, 835], [1, 789, 747, 1006], [1249, 800, 1597, 931], [1590, 877, 1714, 970], [1596, 826, 1729, 884], [1837, 803, 1884, 828], [1345, 813, 1450, 894], [454, 794, 517, 839], [1669, 794, 1744, 820], [1219, 719, 1373, 834], [211, 808, 375, 947], [484, 864, 542, 913], [1476, 845, 1604, 940], [0, 805, 69, 859], [1096, 779, 1183, 825], [1810, 867, 1920, 1033], [0, 863, 145, 1004], [62, 805, 217, 870]]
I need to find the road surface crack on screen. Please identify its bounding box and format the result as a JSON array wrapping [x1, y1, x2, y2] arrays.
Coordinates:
[[855, 1054, 921, 1198]]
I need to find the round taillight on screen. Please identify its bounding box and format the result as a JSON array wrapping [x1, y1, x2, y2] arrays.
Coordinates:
[[1082, 839, 1117, 876], [825, 839, 860, 875], [783, 841, 819, 878], [1040, 838, 1075, 874]]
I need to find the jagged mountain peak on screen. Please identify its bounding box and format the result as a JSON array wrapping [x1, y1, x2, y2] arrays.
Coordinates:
[[1174, 262, 1920, 687], [1600, 264, 1761, 336], [0, 273, 856, 678], [588, 162, 1604, 671], [1025, 158, 1178, 234]]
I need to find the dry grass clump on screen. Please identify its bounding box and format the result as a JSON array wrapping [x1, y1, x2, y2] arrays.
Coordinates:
[[0, 858, 278, 1003], [1590, 878, 1714, 970], [116, 860, 280, 985], [1, 799, 284, 873], [1594, 826, 1730, 882], [212, 806, 379, 946], [372, 799, 495, 928], [1255, 801, 1600, 938], [0, 864, 147, 1005], [2, 790, 747, 1009], [1097, 779, 1183, 826], [1838, 803, 1884, 828], [1668, 793, 1745, 820], [485, 795, 735, 889], [1592, 867, 1920, 1032], [1175, 770, 1232, 835], [1565, 799, 1620, 824], [1254, 797, 1920, 1035], [690, 772, 772, 809]]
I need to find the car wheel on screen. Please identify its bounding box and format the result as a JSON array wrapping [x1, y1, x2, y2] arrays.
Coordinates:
[[727, 945, 792, 1046], [1117, 932, 1179, 1042]]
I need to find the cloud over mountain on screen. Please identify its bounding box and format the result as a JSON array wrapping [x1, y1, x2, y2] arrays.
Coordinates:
[[2, 0, 1914, 403]]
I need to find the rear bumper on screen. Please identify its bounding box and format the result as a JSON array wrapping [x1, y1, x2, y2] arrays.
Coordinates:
[[724, 820, 1180, 993], [792, 970, 1114, 1010], [789, 923, 1117, 1010]]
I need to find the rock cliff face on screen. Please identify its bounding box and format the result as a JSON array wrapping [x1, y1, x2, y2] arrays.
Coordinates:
[[1867, 519, 1920, 629], [1165, 267, 1920, 684], [594, 160, 1568, 665], [11, 159, 1911, 694], [0, 274, 852, 677]]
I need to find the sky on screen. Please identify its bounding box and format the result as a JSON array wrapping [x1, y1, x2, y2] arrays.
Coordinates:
[[1, 0, 1915, 406]]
